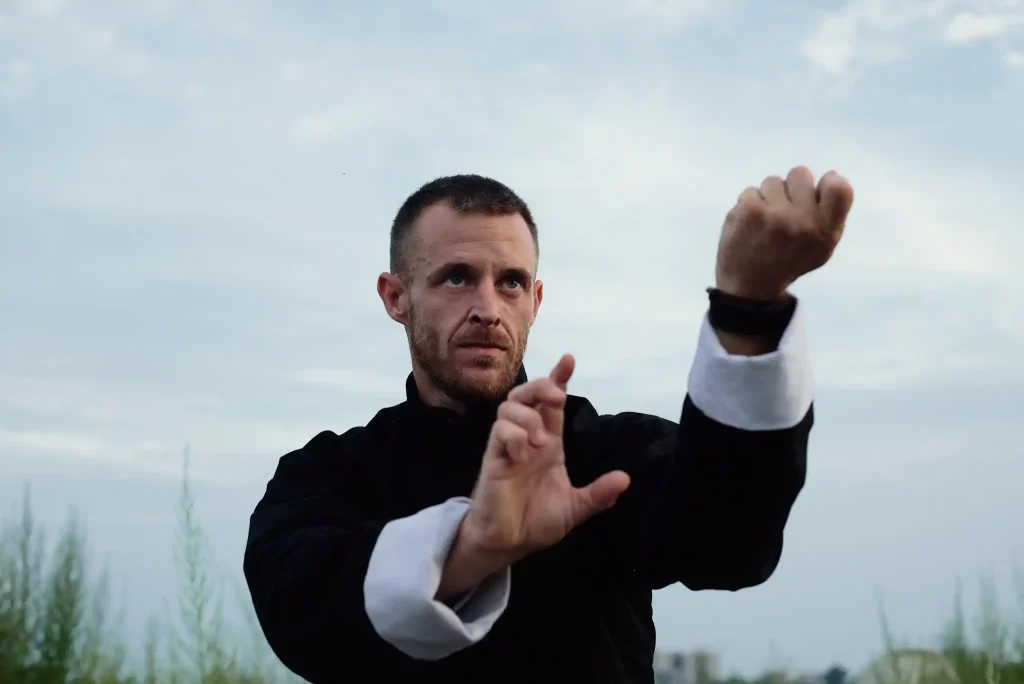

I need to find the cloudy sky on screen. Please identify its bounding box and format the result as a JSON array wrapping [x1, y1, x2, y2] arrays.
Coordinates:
[[2, 0, 1023, 677]]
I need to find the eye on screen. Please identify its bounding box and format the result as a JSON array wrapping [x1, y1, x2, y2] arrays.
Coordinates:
[[503, 277, 522, 289], [447, 274, 467, 286]]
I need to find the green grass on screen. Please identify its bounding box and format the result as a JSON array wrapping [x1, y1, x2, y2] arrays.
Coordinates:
[[1, 450, 1023, 683], [0, 448, 304, 684], [867, 572, 1024, 684]]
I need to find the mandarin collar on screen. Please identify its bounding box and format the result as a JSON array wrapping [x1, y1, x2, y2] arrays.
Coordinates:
[[404, 366, 529, 423]]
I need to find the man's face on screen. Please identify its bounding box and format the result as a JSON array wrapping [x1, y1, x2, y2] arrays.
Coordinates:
[[387, 202, 542, 407]]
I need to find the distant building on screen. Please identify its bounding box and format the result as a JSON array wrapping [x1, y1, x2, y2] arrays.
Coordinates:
[[653, 650, 721, 684], [689, 650, 722, 684], [654, 651, 688, 684]]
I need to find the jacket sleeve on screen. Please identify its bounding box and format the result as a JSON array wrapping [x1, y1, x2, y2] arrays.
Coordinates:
[[580, 300, 813, 591], [243, 432, 510, 682]]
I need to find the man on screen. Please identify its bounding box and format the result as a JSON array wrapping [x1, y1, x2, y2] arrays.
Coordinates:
[[244, 169, 854, 682]]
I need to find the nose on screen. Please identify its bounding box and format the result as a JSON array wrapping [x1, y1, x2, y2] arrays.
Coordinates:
[[468, 283, 501, 326]]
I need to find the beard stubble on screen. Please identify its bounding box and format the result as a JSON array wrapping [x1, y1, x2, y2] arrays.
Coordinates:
[[408, 305, 527, 406]]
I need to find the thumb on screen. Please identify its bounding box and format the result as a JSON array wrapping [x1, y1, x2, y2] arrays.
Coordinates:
[[570, 470, 631, 525]]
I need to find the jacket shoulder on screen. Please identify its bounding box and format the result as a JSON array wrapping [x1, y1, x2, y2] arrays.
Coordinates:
[[289, 403, 405, 457], [565, 393, 676, 439], [265, 404, 406, 501]]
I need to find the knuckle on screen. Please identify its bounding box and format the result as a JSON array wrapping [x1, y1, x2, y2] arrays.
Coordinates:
[[496, 419, 524, 440], [790, 212, 818, 235], [739, 199, 767, 222], [764, 208, 806, 236], [500, 401, 540, 427]]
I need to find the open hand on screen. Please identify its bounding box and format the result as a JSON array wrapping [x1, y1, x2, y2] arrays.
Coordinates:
[[460, 354, 630, 564], [715, 167, 854, 300]]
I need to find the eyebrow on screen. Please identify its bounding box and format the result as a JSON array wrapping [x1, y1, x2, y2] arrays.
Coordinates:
[[429, 262, 534, 287]]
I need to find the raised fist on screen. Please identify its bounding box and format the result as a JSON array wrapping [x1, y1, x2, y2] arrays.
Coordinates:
[[715, 166, 854, 300]]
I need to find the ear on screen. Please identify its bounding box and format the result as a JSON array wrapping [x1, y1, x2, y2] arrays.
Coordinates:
[[377, 272, 409, 325], [531, 279, 544, 324]]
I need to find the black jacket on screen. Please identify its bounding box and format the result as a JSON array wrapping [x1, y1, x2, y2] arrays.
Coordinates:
[[244, 369, 810, 683]]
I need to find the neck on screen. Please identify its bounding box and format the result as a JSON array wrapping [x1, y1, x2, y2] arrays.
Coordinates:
[[410, 365, 470, 414]]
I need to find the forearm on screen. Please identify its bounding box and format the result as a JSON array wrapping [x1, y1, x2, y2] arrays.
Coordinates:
[[363, 497, 511, 661], [245, 524, 387, 681], [669, 399, 809, 590], [248, 497, 512, 670], [437, 516, 512, 601], [614, 298, 812, 590], [675, 298, 811, 585]]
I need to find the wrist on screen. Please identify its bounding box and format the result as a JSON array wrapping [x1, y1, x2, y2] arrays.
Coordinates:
[[713, 272, 790, 303], [436, 515, 513, 601], [706, 287, 796, 355]]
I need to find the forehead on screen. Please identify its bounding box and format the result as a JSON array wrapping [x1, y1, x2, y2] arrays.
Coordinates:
[[408, 202, 537, 273]]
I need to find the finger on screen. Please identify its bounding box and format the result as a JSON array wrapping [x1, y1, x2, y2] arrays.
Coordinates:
[[737, 186, 762, 205], [490, 419, 531, 463], [544, 354, 576, 437], [732, 187, 765, 221], [571, 471, 631, 525], [759, 175, 788, 205], [507, 377, 566, 409], [817, 171, 854, 231], [549, 353, 575, 391], [785, 166, 816, 207], [497, 400, 549, 448]]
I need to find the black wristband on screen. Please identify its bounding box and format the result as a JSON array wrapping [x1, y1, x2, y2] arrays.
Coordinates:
[[706, 288, 796, 337]]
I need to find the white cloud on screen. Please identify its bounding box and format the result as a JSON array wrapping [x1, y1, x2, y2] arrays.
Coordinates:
[[801, 0, 1024, 75], [802, 20, 857, 75], [431, 0, 724, 33], [291, 103, 377, 142], [0, 428, 180, 474], [615, 0, 720, 28], [19, 0, 67, 19], [1, 0, 1021, 470], [944, 12, 1022, 43], [0, 58, 32, 99], [287, 368, 405, 396], [183, 81, 206, 100], [70, 22, 151, 73], [1005, 48, 1024, 66]]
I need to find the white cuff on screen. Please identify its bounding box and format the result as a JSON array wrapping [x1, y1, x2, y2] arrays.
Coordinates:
[[687, 299, 813, 431], [363, 497, 511, 661]]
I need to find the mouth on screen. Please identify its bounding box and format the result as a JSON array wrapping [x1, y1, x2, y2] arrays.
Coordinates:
[[458, 343, 508, 353]]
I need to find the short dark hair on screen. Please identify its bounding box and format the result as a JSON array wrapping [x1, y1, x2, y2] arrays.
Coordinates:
[[389, 174, 539, 277]]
